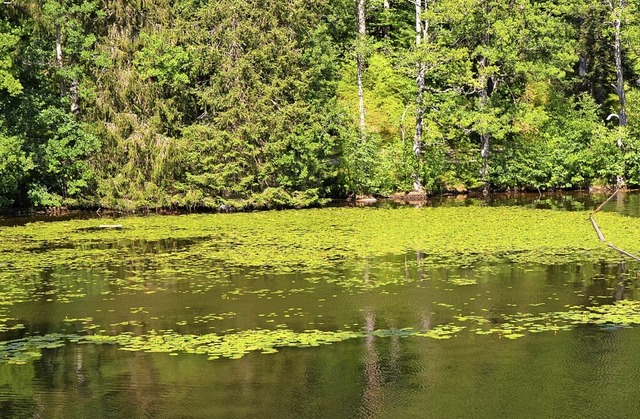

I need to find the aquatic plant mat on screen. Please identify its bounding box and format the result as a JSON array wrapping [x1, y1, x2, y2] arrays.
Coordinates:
[[590, 189, 640, 262], [2, 206, 640, 365]]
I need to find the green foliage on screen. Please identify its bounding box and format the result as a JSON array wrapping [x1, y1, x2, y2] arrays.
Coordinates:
[[0, 1, 102, 207], [623, 89, 640, 185], [35, 107, 99, 201], [1, 0, 640, 208], [337, 53, 413, 195], [492, 92, 619, 189], [342, 135, 380, 195], [82, 0, 350, 209], [0, 134, 32, 206], [0, 28, 22, 95], [134, 33, 190, 91]]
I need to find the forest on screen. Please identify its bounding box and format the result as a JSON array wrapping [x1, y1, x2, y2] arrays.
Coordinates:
[[0, 0, 639, 210]]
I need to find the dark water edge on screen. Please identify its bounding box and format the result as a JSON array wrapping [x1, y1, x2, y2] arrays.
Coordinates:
[[0, 189, 627, 228], [369, 190, 613, 211]]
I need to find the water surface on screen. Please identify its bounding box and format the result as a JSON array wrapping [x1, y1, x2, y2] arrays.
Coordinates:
[[1, 193, 640, 418]]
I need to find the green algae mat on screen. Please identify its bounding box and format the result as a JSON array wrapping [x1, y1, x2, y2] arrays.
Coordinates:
[[0, 206, 639, 364], [1, 206, 633, 272]]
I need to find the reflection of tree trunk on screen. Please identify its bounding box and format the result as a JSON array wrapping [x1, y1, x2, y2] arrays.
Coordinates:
[[616, 189, 624, 213], [404, 254, 409, 280], [127, 352, 162, 415], [364, 262, 370, 285], [387, 318, 401, 377], [615, 261, 626, 301], [76, 351, 85, 386], [359, 309, 382, 418], [33, 394, 46, 418], [421, 310, 431, 331], [357, 0, 366, 141], [416, 250, 424, 281], [365, 309, 375, 334]]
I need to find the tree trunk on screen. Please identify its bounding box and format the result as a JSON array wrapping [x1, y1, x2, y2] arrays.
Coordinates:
[[70, 79, 79, 114], [383, 0, 390, 43], [613, 1, 627, 131], [610, 0, 627, 188], [477, 54, 491, 194], [56, 24, 62, 66], [480, 132, 491, 194], [357, 0, 366, 141], [413, 0, 425, 192], [56, 23, 65, 95], [578, 56, 587, 77]]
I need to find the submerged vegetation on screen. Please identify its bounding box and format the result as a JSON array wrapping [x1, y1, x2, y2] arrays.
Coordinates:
[[0, 205, 640, 365]]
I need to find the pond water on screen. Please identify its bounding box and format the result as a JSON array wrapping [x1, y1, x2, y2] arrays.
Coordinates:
[[2, 192, 640, 418]]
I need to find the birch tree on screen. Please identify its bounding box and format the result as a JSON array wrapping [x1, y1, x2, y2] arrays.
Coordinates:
[[357, 0, 367, 141], [607, 0, 628, 131], [413, 0, 426, 191], [605, 0, 629, 187]]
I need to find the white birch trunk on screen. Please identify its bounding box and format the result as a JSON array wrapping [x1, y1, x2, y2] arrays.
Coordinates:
[[478, 57, 490, 194], [357, 0, 366, 141], [613, 3, 627, 131], [383, 0, 390, 42], [70, 79, 79, 114], [56, 23, 65, 95], [413, 0, 426, 192], [608, 0, 628, 187], [56, 24, 63, 66]]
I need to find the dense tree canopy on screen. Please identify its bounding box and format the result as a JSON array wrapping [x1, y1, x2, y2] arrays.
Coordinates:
[[1, 0, 639, 210]]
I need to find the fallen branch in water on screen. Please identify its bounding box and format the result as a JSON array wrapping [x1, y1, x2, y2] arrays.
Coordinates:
[[590, 188, 640, 261]]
